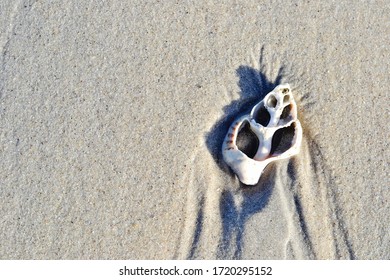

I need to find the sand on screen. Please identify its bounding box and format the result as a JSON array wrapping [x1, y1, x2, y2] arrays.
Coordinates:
[[0, 0, 389, 259]]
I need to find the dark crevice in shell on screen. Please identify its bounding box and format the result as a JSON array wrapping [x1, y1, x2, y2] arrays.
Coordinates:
[[270, 123, 296, 156], [253, 103, 270, 127], [280, 104, 292, 119], [267, 95, 277, 108], [236, 121, 259, 159]]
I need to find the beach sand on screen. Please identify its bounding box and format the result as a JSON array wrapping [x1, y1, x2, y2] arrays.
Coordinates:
[[0, 1, 389, 259]]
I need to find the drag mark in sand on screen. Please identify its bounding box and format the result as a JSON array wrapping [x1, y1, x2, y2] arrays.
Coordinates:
[[1, 0, 37, 99], [282, 134, 355, 259], [174, 150, 225, 259], [176, 135, 354, 259]]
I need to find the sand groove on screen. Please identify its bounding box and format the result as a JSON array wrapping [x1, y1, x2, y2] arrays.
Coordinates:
[[279, 135, 353, 259], [175, 151, 224, 259], [176, 131, 353, 259]]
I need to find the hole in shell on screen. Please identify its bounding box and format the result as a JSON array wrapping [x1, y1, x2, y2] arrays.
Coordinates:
[[267, 95, 277, 108], [280, 104, 292, 119], [283, 95, 290, 104], [253, 103, 270, 126], [270, 123, 296, 156], [236, 121, 259, 159], [282, 88, 289, 94]]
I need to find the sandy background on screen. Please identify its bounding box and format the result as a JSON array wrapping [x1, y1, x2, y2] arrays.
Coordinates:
[[0, 0, 389, 259]]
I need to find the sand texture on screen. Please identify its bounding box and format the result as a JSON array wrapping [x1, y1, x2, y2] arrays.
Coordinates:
[[0, 1, 389, 259]]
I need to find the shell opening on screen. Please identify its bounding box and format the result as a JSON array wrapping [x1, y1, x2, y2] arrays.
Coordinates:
[[270, 122, 296, 156], [253, 103, 271, 126], [236, 121, 259, 159]]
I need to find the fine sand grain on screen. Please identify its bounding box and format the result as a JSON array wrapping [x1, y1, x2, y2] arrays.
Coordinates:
[[0, 1, 389, 259]]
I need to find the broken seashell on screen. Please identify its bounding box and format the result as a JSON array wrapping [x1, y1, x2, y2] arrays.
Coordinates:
[[222, 84, 302, 185]]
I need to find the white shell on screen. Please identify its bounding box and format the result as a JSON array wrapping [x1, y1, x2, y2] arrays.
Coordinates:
[[222, 84, 302, 185]]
